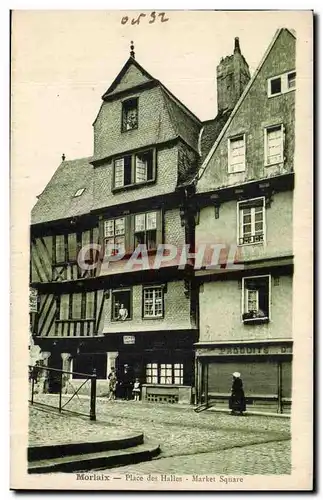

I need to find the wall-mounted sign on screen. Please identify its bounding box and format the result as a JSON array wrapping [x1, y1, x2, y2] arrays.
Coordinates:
[[197, 343, 293, 357], [123, 335, 135, 345], [29, 288, 38, 313]]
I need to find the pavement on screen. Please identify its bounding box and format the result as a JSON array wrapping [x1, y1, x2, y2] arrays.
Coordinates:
[[30, 395, 291, 475]]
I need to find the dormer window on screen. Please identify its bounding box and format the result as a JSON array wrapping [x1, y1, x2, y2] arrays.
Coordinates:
[[122, 98, 138, 132], [73, 188, 85, 197]]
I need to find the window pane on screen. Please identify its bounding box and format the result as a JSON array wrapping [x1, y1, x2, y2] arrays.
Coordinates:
[[115, 218, 125, 235], [146, 212, 157, 230], [247, 290, 258, 312], [147, 230, 157, 250], [114, 159, 124, 188], [270, 77, 281, 95], [288, 72, 296, 89], [135, 155, 148, 183], [56, 235, 65, 262], [135, 214, 145, 232]]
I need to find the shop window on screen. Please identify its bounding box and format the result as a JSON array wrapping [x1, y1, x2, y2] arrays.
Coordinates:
[[146, 363, 184, 385], [264, 124, 284, 166], [113, 149, 156, 190], [242, 275, 270, 323], [228, 134, 246, 173], [135, 211, 157, 250], [72, 353, 107, 379], [104, 217, 125, 256], [237, 197, 265, 245], [143, 286, 164, 318], [111, 289, 132, 321], [122, 98, 138, 132]]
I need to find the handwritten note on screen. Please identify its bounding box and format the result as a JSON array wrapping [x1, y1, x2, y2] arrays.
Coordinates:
[[121, 12, 169, 26]]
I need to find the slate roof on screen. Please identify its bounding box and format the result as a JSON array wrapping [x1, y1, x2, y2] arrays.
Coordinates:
[[200, 110, 232, 162], [31, 157, 94, 225]]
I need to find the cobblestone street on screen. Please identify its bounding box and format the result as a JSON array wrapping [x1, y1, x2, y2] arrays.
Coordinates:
[[30, 395, 291, 475]]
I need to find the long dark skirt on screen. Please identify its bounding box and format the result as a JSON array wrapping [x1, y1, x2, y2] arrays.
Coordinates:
[[229, 392, 246, 413]]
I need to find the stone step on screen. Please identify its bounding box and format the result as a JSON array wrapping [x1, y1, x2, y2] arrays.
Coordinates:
[[28, 441, 160, 474], [28, 432, 144, 461]]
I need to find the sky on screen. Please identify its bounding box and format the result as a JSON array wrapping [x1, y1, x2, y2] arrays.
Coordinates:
[[11, 10, 305, 214]]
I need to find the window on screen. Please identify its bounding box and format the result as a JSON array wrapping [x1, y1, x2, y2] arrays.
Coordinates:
[[143, 287, 163, 318], [270, 77, 281, 96], [228, 135, 246, 173], [242, 275, 271, 322], [268, 71, 296, 96], [122, 98, 138, 132], [114, 156, 132, 188], [104, 217, 125, 256], [73, 188, 85, 197], [146, 363, 184, 385], [72, 354, 107, 380], [113, 150, 155, 189], [287, 71, 296, 89], [54, 233, 79, 264], [135, 211, 157, 250], [265, 124, 284, 165], [238, 198, 265, 245], [58, 292, 96, 321], [111, 289, 132, 321], [135, 150, 154, 184]]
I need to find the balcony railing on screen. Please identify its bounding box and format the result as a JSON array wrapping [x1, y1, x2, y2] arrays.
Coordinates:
[[55, 319, 96, 337]]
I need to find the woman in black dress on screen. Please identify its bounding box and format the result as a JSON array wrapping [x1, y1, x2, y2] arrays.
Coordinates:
[[229, 372, 246, 415]]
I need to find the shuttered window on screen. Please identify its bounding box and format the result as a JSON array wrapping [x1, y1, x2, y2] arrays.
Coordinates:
[[55, 235, 65, 263], [228, 135, 246, 173], [265, 124, 284, 165], [113, 149, 155, 189]]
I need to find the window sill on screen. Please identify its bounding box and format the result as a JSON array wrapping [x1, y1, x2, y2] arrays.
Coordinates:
[[242, 317, 269, 325], [121, 126, 138, 133], [264, 161, 284, 167], [142, 315, 164, 321], [238, 241, 264, 248], [228, 169, 246, 175], [112, 179, 156, 193], [111, 318, 132, 323], [268, 88, 295, 98]]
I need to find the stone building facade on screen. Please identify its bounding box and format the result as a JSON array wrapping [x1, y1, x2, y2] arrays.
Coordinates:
[[195, 28, 295, 413], [30, 29, 296, 411]]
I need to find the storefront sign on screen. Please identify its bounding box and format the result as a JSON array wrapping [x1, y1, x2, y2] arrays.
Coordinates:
[[29, 288, 38, 313], [197, 343, 292, 357], [123, 335, 135, 345]]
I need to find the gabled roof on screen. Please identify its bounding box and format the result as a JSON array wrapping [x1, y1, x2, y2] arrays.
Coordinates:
[[196, 28, 296, 184], [31, 157, 93, 225], [102, 56, 156, 99]]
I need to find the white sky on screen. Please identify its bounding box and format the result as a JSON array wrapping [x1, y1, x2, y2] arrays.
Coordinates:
[[11, 10, 305, 213]]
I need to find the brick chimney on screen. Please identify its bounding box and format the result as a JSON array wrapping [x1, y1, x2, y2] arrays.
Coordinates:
[[216, 37, 251, 113]]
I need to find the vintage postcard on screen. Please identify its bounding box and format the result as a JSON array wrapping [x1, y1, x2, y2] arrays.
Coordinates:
[[10, 10, 313, 491]]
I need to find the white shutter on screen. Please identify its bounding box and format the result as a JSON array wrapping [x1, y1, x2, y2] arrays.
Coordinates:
[[229, 136, 245, 173], [114, 159, 124, 188], [135, 156, 147, 183], [266, 125, 283, 165]]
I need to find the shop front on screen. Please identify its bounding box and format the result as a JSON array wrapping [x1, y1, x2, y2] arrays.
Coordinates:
[[195, 340, 293, 414], [34, 330, 197, 403]]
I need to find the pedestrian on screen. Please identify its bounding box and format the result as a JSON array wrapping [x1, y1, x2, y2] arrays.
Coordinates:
[[107, 367, 117, 401], [132, 378, 141, 401], [229, 372, 246, 415], [122, 365, 133, 401]]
